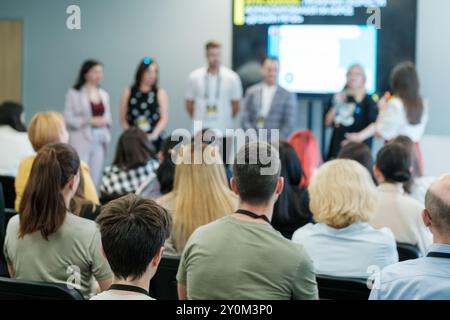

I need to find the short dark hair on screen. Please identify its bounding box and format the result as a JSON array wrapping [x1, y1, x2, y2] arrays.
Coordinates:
[[97, 194, 172, 280], [376, 143, 412, 183], [232, 142, 281, 205], [113, 128, 155, 170], [263, 56, 279, 65], [425, 189, 450, 233], [338, 142, 374, 178], [0, 101, 26, 132], [206, 41, 221, 51]]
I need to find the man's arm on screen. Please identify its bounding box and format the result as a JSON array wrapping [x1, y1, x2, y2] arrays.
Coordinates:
[[186, 100, 195, 118], [177, 283, 188, 300]]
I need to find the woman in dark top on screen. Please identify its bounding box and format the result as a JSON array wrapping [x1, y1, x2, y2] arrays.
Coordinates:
[[325, 64, 378, 160], [272, 141, 313, 240], [120, 58, 169, 152]]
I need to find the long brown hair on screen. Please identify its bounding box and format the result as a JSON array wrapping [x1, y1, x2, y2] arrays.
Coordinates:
[[391, 62, 424, 125], [19, 143, 80, 240]]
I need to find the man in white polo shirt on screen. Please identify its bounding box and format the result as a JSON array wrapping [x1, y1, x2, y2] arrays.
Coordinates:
[[185, 41, 243, 163]]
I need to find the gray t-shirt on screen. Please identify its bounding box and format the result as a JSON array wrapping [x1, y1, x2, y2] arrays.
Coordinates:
[[4, 213, 112, 299], [177, 216, 318, 300]]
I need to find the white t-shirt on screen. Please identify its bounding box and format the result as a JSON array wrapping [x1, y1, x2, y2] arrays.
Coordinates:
[[0, 126, 34, 177], [377, 97, 429, 142], [90, 291, 155, 300], [261, 83, 277, 118], [186, 66, 243, 135]]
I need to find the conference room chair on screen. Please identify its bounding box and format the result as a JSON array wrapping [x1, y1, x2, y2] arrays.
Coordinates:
[[149, 255, 180, 300], [397, 242, 422, 262], [0, 176, 16, 209], [0, 277, 84, 300], [316, 275, 370, 300]]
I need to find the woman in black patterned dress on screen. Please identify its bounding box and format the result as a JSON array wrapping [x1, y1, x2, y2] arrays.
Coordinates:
[[120, 58, 169, 152]]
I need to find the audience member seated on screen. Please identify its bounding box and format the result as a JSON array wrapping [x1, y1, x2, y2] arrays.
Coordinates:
[[371, 143, 433, 254], [4, 143, 112, 299], [91, 194, 172, 300], [136, 136, 179, 199], [337, 142, 376, 183], [392, 136, 435, 204], [292, 160, 398, 278], [100, 128, 159, 203], [370, 174, 450, 300], [157, 143, 238, 255], [14, 112, 99, 211], [177, 142, 318, 300], [271, 141, 312, 239], [0, 102, 34, 177], [70, 172, 101, 221]]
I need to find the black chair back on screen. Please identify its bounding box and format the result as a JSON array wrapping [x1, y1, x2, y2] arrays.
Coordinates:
[[149, 255, 180, 300], [397, 242, 422, 262], [0, 176, 15, 209], [317, 275, 370, 300], [0, 277, 84, 300]]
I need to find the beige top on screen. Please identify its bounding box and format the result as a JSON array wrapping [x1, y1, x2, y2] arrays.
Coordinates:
[[4, 213, 112, 299], [370, 183, 433, 255]]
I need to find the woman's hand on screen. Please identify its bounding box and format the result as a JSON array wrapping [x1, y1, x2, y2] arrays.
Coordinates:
[[342, 132, 363, 146], [91, 116, 108, 128]]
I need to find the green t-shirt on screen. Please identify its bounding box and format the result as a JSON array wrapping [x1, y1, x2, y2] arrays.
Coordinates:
[[4, 213, 112, 299], [177, 216, 318, 300]]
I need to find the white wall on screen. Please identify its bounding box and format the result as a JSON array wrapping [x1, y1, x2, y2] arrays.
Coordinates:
[[417, 0, 450, 176]]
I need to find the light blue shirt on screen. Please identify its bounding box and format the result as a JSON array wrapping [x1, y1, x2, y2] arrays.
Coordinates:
[[292, 222, 399, 278], [369, 244, 450, 300]]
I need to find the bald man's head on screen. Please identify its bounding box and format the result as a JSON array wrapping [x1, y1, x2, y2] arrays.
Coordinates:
[[425, 174, 450, 234]]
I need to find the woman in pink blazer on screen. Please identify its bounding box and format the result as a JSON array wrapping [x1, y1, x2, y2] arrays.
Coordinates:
[[64, 60, 112, 186]]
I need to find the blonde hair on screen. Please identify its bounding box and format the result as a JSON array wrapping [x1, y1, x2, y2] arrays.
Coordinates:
[[309, 159, 376, 229], [28, 112, 66, 152], [169, 144, 237, 251]]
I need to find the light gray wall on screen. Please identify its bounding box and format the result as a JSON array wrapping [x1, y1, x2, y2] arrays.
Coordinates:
[[0, 0, 232, 161], [417, 0, 450, 136]]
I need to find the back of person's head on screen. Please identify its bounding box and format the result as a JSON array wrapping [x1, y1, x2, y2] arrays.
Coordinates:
[[28, 112, 68, 152], [309, 159, 376, 229], [157, 136, 179, 195], [171, 143, 236, 250], [113, 128, 155, 171], [391, 61, 424, 125], [272, 141, 305, 226], [19, 143, 80, 239], [0, 101, 26, 132], [391, 136, 422, 194], [288, 130, 322, 187], [338, 142, 375, 179], [278, 141, 303, 186], [375, 143, 412, 184], [232, 142, 281, 205], [97, 194, 172, 281], [424, 175, 450, 238]]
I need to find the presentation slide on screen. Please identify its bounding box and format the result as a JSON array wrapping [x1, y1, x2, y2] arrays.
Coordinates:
[[268, 25, 378, 95]]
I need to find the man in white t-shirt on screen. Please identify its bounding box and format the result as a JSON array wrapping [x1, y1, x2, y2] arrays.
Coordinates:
[[185, 41, 243, 163], [90, 194, 172, 300]]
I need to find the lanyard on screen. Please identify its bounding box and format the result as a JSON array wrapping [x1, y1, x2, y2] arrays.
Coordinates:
[[427, 252, 450, 259], [204, 72, 221, 103], [109, 284, 150, 297], [236, 209, 271, 224]]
